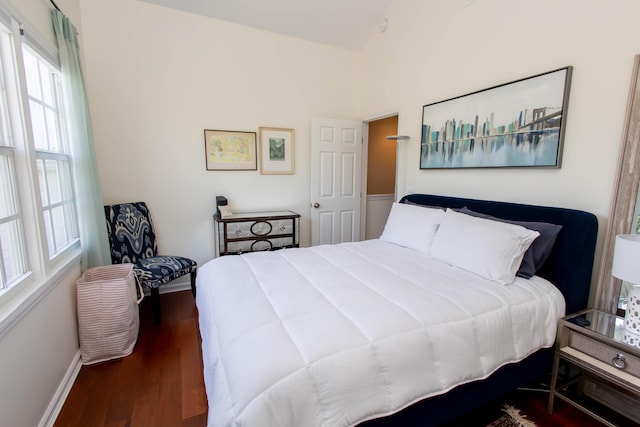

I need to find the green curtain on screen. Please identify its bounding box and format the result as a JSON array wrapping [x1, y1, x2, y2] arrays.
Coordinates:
[[51, 9, 111, 270]]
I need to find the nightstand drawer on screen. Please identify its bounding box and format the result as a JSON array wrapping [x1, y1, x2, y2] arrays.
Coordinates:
[[570, 331, 640, 378]]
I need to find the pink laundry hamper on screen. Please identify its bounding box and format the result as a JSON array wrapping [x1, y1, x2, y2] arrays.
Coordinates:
[[76, 264, 143, 364]]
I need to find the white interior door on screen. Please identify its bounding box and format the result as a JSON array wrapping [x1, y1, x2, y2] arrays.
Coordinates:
[[310, 117, 363, 246]]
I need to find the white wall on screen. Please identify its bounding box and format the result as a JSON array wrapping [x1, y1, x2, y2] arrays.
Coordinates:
[[79, 0, 363, 268], [361, 0, 640, 303]]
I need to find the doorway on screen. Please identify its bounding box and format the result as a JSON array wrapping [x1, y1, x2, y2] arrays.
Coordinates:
[[364, 115, 398, 239]]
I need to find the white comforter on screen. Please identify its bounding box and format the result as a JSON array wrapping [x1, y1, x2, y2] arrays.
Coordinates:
[[196, 239, 565, 427]]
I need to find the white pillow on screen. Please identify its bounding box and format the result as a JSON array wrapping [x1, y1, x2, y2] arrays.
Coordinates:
[[429, 209, 540, 285], [380, 202, 445, 253]]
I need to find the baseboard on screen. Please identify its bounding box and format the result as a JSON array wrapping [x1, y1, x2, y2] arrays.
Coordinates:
[[366, 193, 394, 202], [153, 278, 191, 295], [39, 349, 82, 427]]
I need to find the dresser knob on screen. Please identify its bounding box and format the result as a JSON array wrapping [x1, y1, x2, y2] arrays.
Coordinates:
[[235, 230, 242, 235], [279, 226, 286, 231], [612, 353, 627, 369]]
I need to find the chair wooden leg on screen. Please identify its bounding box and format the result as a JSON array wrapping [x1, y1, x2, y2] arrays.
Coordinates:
[[151, 287, 161, 325], [190, 271, 197, 297]]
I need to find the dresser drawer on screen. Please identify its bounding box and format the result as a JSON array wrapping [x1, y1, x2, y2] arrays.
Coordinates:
[[270, 219, 294, 235], [569, 331, 640, 378], [226, 219, 293, 238], [227, 240, 272, 254], [226, 222, 251, 238]]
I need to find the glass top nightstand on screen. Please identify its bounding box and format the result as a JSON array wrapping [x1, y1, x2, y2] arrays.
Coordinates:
[[549, 309, 640, 426]]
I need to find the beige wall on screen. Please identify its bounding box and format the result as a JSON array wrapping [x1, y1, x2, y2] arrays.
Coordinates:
[[7, 0, 82, 47], [361, 0, 640, 304], [79, 0, 363, 267], [367, 115, 398, 195]]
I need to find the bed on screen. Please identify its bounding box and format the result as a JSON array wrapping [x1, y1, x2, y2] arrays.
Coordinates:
[[196, 194, 598, 427]]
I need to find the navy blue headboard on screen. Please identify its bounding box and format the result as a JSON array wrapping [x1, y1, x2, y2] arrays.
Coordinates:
[[400, 194, 598, 315]]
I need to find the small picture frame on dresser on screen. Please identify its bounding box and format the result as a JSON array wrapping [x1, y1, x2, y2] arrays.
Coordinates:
[[259, 127, 295, 175]]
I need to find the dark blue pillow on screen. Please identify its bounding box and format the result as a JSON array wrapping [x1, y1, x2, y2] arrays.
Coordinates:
[[459, 207, 562, 279]]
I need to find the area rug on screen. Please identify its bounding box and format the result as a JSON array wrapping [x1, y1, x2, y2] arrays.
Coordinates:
[[486, 404, 538, 427]]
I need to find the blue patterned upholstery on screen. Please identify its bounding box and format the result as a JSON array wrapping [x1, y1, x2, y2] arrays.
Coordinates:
[[104, 202, 197, 324]]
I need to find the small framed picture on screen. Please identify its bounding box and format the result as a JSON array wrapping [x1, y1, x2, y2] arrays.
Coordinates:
[[204, 129, 257, 171], [259, 127, 295, 175]]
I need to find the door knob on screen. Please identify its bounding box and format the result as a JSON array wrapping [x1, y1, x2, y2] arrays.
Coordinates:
[[313, 202, 320, 208]]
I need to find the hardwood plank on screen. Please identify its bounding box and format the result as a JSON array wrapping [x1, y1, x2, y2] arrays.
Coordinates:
[[182, 413, 208, 427], [74, 362, 120, 427], [178, 318, 208, 419], [157, 348, 183, 427], [103, 341, 143, 424], [53, 373, 94, 426]]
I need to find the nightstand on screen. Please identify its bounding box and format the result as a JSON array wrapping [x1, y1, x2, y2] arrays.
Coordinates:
[[548, 309, 640, 426]]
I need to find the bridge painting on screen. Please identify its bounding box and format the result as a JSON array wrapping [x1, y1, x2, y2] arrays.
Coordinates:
[[420, 67, 572, 169]]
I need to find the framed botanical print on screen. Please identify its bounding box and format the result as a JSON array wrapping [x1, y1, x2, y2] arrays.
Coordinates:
[[259, 127, 295, 175]]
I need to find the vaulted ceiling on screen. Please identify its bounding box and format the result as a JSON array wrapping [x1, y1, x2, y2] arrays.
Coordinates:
[[138, 0, 394, 50]]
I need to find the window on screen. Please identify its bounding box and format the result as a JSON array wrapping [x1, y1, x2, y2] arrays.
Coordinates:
[[0, 148, 28, 289], [23, 47, 79, 258], [0, 24, 27, 290], [0, 16, 80, 298]]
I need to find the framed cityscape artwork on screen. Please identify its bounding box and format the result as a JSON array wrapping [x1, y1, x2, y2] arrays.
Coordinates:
[[420, 66, 572, 169]]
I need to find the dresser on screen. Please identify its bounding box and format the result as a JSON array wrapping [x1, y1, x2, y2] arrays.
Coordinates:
[[548, 309, 640, 426], [214, 210, 300, 256]]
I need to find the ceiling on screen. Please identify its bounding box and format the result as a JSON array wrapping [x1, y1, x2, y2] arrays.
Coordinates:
[[138, 0, 394, 50]]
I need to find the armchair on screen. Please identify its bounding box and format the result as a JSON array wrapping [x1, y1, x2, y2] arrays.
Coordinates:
[[104, 202, 197, 325]]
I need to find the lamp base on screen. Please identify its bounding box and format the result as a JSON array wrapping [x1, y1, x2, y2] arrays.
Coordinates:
[[624, 285, 640, 335]]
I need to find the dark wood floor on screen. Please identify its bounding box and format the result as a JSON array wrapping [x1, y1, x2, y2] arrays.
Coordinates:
[[54, 290, 606, 427], [54, 290, 207, 427]]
